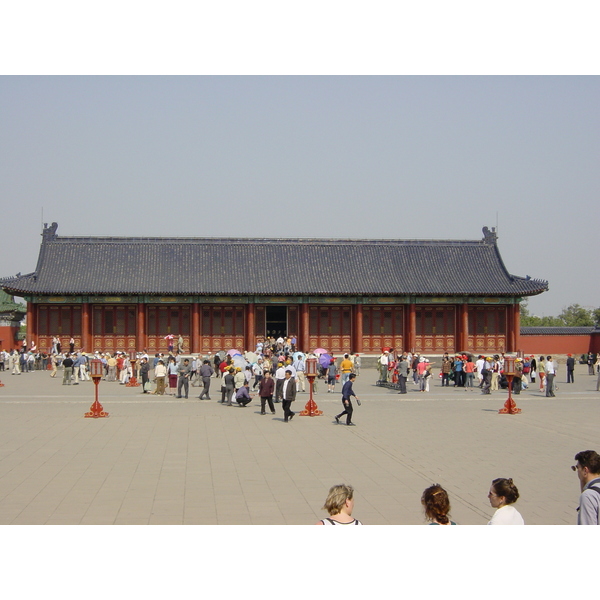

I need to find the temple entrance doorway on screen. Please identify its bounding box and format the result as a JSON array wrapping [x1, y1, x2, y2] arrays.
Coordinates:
[[265, 306, 287, 339]]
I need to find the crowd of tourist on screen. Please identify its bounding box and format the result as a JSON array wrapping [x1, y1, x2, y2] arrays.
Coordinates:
[[375, 349, 600, 397]]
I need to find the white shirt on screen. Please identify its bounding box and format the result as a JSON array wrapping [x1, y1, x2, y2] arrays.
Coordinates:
[[488, 505, 524, 525], [546, 361, 556, 375]]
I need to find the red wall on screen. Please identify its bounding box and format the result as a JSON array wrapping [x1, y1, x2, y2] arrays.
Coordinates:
[[0, 325, 20, 351], [520, 334, 599, 356]]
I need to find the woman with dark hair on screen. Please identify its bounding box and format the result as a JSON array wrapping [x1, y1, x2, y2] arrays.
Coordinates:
[[167, 356, 178, 396], [538, 356, 546, 392], [422, 484, 456, 525], [487, 478, 524, 525]]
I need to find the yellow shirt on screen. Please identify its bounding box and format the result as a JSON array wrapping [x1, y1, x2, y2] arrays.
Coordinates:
[[341, 359, 353, 373]]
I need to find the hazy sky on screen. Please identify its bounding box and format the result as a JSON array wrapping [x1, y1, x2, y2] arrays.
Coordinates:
[[1, 75, 598, 316]]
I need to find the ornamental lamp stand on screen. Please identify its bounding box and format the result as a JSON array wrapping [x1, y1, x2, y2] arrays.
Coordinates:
[[126, 350, 140, 387], [300, 357, 323, 417], [85, 359, 109, 418], [498, 355, 522, 415]]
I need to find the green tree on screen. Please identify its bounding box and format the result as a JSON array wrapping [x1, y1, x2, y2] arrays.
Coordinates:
[[519, 300, 562, 327], [593, 308, 600, 327], [557, 304, 594, 327]]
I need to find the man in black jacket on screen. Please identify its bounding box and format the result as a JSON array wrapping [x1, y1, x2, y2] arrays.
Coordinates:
[[336, 373, 360, 426], [140, 358, 150, 393], [62, 354, 74, 385], [281, 369, 297, 422], [566, 354, 575, 383]]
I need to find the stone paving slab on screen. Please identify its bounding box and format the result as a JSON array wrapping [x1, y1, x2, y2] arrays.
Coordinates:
[[0, 364, 597, 524]]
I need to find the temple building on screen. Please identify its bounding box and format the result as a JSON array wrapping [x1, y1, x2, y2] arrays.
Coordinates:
[[0, 223, 548, 355], [0, 290, 26, 350]]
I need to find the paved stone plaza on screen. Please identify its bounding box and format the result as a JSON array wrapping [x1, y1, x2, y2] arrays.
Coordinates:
[[0, 364, 597, 525]]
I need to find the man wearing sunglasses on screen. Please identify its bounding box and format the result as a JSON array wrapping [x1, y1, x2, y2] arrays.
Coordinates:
[[572, 450, 600, 525]]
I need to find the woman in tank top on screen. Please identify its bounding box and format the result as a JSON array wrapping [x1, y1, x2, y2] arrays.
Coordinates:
[[316, 484, 362, 525]]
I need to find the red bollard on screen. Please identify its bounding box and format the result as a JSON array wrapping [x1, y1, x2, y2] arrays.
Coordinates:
[[498, 358, 522, 415], [85, 360, 109, 418], [300, 359, 323, 417], [125, 356, 140, 387]]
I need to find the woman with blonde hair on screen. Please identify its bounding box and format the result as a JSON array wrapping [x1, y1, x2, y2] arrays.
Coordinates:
[[421, 484, 456, 525], [316, 484, 362, 525]]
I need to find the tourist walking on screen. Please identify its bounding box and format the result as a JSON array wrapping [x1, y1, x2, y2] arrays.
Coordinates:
[[258, 370, 276, 415], [281, 369, 296, 422], [335, 373, 359, 426], [199, 360, 214, 399]]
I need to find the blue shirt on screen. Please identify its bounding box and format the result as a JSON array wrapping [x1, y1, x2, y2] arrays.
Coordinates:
[[341, 380, 356, 399]]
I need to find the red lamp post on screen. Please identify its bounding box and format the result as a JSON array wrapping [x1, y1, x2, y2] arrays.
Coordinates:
[[300, 356, 323, 417], [126, 351, 140, 387], [85, 359, 109, 418], [498, 355, 522, 415]]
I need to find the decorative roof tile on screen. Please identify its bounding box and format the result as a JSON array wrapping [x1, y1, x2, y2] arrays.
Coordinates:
[[520, 326, 598, 336]]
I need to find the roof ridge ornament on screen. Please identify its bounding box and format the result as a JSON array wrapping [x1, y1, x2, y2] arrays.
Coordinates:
[[42, 222, 58, 242], [482, 226, 497, 245]]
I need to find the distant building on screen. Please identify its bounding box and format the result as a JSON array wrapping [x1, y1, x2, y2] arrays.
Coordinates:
[[0, 223, 548, 355], [0, 290, 26, 350]]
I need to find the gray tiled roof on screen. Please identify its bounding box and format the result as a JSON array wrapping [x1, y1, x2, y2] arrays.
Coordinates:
[[520, 327, 598, 336], [1, 226, 548, 297]]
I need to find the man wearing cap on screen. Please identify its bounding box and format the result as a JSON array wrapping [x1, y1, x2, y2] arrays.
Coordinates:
[[281, 369, 297, 422], [566, 353, 575, 383], [292, 354, 306, 392], [378, 350, 389, 382], [79, 352, 90, 381]]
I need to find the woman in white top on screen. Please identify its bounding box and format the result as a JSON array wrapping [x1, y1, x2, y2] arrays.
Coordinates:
[[487, 478, 524, 525], [154, 360, 167, 395], [316, 484, 363, 525]]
